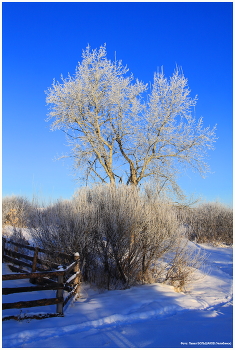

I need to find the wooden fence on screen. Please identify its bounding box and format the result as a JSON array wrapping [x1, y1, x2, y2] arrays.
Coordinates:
[[2, 237, 80, 321]]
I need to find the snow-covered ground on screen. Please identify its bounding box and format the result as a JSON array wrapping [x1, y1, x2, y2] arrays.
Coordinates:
[[2, 242, 233, 348]]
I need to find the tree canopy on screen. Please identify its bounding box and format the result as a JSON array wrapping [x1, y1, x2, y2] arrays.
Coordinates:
[[46, 44, 216, 196]]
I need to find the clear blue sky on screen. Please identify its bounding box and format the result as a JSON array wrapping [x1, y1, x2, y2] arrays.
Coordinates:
[[2, 2, 233, 206]]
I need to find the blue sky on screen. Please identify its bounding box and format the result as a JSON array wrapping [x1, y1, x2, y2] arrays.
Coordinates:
[[2, 2, 233, 206]]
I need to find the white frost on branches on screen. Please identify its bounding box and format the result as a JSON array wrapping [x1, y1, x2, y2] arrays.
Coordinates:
[[46, 44, 216, 195]]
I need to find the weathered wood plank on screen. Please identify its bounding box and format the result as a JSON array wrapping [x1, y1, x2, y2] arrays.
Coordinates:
[[3, 255, 33, 269], [5, 265, 30, 274], [3, 248, 60, 271], [2, 270, 64, 281], [2, 283, 64, 295], [4, 248, 34, 262], [2, 297, 64, 310], [65, 271, 80, 286], [4, 239, 35, 251], [64, 260, 78, 275], [3, 237, 73, 259]]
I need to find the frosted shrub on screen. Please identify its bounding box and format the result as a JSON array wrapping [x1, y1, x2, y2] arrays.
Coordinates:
[[30, 185, 206, 290], [162, 241, 208, 291], [185, 202, 233, 245], [28, 185, 207, 289], [29, 200, 84, 265]]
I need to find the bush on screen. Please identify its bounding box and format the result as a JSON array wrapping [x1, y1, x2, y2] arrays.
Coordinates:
[[2, 195, 33, 228], [30, 184, 204, 290], [161, 240, 207, 291], [184, 202, 233, 245]]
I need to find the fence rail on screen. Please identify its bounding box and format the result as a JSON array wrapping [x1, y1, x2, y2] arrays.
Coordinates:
[[2, 237, 80, 321]]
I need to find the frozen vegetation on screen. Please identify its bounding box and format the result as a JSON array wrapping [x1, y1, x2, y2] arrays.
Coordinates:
[[2, 186, 233, 348], [2, 242, 233, 348]]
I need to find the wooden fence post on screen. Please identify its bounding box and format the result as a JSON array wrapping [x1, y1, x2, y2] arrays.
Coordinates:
[[56, 267, 64, 315], [73, 252, 80, 298], [30, 247, 39, 284]]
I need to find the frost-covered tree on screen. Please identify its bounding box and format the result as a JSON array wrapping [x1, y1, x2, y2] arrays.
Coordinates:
[[46, 44, 216, 194]]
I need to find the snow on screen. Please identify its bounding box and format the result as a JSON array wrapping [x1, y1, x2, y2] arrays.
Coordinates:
[[66, 272, 80, 284], [2, 242, 233, 348], [2, 225, 33, 243]]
